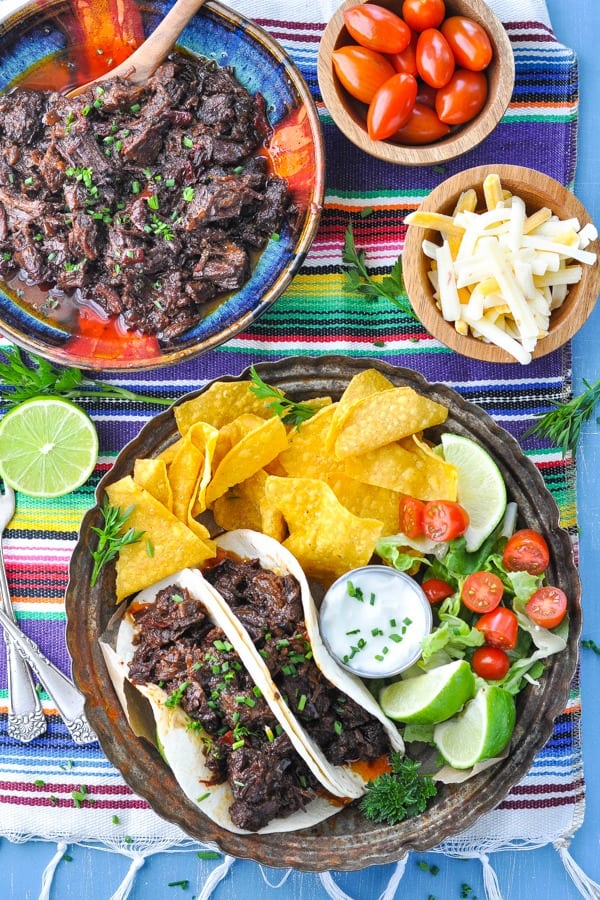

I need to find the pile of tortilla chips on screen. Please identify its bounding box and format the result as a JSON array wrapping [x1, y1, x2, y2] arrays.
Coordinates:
[[106, 369, 457, 601]]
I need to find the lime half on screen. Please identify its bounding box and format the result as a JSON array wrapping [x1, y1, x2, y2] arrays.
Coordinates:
[[441, 433, 507, 551], [433, 685, 516, 769], [379, 659, 476, 725], [0, 396, 98, 498]]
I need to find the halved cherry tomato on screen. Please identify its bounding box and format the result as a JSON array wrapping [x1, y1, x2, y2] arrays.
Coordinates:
[[398, 495, 426, 538], [367, 72, 417, 141], [441, 16, 493, 71], [525, 586, 568, 630], [422, 577, 455, 604], [476, 607, 519, 650], [422, 500, 469, 542], [389, 34, 418, 76], [392, 102, 451, 144], [332, 46, 396, 104], [344, 5, 412, 54], [471, 646, 510, 681], [461, 571, 504, 613], [416, 28, 455, 88], [502, 529, 550, 575], [435, 68, 487, 124], [402, 0, 446, 32]]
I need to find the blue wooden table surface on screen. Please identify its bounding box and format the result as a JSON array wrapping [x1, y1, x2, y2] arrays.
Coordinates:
[[3, 0, 600, 896]]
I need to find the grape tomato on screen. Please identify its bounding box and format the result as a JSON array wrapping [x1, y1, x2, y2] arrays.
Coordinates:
[[476, 607, 519, 650], [398, 495, 426, 539], [344, 4, 413, 55], [461, 571, 504, 613], [441, 15, 493, 71], [502, 529, 550, 575], [367, 72, 418, 140], [435, 68, 487, 124], [332, 45, 396, 104], [416, 28, 455, 88], [471, 646, 510, 681], [422, 499, 469, 542], [525, 586, 568, 630], [402, 0, 446, 32], [392, 102, 450, 143]]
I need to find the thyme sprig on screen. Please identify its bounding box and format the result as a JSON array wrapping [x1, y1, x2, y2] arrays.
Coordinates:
[[248, 366, 319, 427], [90, 500, 145, 587], [0, 347, 173, 409], [342, 223, 416, 319], [523, 378, 600, 456]]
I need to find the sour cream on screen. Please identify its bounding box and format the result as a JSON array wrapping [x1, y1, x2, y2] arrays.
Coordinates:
[[319, 566, 432, 679]]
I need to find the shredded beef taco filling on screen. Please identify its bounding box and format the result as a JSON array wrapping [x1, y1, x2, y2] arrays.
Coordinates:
[[128, 583, 319, 832], [0, 52, 292, 340], [203, 557, 390, 766]]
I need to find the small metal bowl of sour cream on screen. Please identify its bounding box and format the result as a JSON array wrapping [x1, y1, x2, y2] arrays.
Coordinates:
[[319, 566, 432, 679]]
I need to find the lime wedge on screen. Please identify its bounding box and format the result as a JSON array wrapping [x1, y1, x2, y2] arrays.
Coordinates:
[[379, 659, 475, 725], [0, 396, 98, 498], [433, 685, 516, 769], [441, 433, 507, 551]]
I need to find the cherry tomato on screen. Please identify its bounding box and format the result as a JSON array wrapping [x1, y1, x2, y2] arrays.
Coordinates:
[[435, 68, 488, 124], [402, 0, 446, 32], [441, 16, 493, 71], [471, 646, 510, 681], [332, 45, 396, 104], [502, 529, 550, 575], [476, 607, 519, 650], [398, 495, 426, 538], [416, 28, 455, 88], [461, 571, 504, 613], [392, 102, 451, 144], [422, 500, 469, 542], [422, 577, 455, 604], [389, 34, 418, 76], [525, 586, 568, 630], [367, 72, 418, 141], [344, 5, 412, 55]]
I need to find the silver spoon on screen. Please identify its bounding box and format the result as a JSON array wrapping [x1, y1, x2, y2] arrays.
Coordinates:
[[67, 0, 208, 98]]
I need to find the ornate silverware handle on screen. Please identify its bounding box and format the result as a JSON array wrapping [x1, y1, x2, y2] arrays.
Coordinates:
[[0, 543, 46, 742], [0, 607, 96, 745]]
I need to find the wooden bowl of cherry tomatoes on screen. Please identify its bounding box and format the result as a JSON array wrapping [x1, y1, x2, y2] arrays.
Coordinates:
[[317, 0, 515, 165]]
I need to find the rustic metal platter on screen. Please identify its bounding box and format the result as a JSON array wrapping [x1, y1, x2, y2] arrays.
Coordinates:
[[65, 356, 581, 871]]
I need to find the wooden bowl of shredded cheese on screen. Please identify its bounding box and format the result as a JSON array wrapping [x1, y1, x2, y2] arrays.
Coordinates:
[[403, 164, 600, 364]]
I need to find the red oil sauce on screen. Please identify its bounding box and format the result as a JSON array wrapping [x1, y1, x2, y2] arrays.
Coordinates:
[[351, 754, 393, 782], [264, 104, 316, 206]]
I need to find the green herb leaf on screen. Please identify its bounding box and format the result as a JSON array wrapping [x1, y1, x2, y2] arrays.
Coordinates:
[[582, 638, 600, 655], [360, 754, 437, 825], [89, 499, 145, 587], [342, 223, 416, 319], [248, 366, 320, 428], [522, 378, 600, 456], [0, 347, 173, 409]]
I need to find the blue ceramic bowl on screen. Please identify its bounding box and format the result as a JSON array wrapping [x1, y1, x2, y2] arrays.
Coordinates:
[[0, 0, 324, 370]]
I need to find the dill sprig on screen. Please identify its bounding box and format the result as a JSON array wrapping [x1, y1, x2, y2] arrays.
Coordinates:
[[90, 499, 145, 587], [342, 223, 417, 319], [0, 346, 173, 409], [359, 753, 437, 825], [248, 366, 319, 427], [523, 378, 600, 456]]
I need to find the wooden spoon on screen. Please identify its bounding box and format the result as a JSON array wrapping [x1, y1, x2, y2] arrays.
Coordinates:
[[67, 0, 207, 97]]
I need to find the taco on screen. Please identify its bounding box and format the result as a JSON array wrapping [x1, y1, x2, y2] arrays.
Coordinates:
[[101, 531, 404, 833]]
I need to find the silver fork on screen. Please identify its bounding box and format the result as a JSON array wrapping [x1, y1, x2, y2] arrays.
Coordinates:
[[0, 482, 46, 741]]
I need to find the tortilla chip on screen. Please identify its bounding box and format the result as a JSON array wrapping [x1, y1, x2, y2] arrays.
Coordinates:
[[330, 386, 448, 459], [168, 428, 213, 539], [186, 422, 219, 517], [174, 382, 275, 435], [277, 404, 339, 479], [105, 476, 216, 602], [264, 475, 383, 586], [212, 469, 269, 533], [325, 369, 394, 453], [206, 415, 289, 505], [133, 458, 173, 511], [327, 473, 402, 535]]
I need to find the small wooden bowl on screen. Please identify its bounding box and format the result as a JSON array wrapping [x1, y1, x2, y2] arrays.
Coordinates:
[[318, 0, 515, 166], [402, 164, 600, 363]]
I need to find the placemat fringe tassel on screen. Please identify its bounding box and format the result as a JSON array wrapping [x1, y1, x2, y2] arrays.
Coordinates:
[[478, 852, 503, 900], [554, 839, 600, 899], [319, 871, 354, 899], [377, 855, 408, 899], [109, 852, 145, 900], [196, 854, 236, 899], [39, 841, 68, 900]]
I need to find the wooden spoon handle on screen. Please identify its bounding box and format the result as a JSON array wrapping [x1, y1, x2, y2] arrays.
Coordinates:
[[68, 0, 207, 95]]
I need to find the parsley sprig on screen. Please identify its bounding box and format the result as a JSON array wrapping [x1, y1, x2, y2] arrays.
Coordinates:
[[523, 377, 600, 456], [0, 347, 173, 409], [248, 366, 319, 427], [342, 223, 416, 319], [359, 753, 437, 825], [90, 500, 145, 587]]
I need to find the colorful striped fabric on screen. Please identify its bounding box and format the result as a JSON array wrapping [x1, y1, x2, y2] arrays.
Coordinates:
[[0, 0, 585, 886]]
